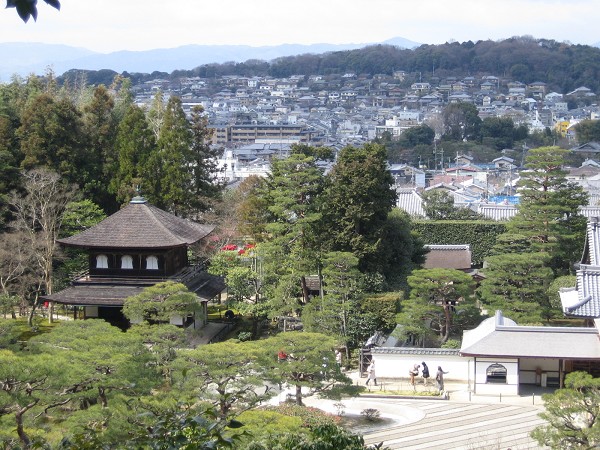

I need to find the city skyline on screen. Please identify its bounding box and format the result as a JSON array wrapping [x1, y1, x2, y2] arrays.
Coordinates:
[[0, 0, 598, 54]]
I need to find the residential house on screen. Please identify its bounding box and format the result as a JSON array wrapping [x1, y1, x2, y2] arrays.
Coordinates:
[[492, 156, 516, 170]]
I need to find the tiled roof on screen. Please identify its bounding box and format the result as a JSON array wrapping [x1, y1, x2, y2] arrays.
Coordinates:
[[561, 265, 600, 318], [372, 347, 460, 356], [423, 244, 472, 270], [44, 271, 225, 306], [44, 284, 146, 306], [587, 219, 600, 265], [477, 204, 518, 221], [396, 189, 425, 217], [580, 207, 600, 219], [58, 198, 214, 249], [561, 218, 600, 318], [460, 311, 600, 358]]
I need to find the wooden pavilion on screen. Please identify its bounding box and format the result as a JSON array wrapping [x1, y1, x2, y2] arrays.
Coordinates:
[[43, 196, 225, 328]]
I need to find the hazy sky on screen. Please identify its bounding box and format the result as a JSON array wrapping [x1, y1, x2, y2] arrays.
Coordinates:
[[0, 0, 598, 53]]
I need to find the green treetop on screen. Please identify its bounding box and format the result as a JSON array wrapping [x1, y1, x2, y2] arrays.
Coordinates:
[[123, 281, 203, 325], [398, 268, 478, 345], [508, 146, 588, 273], [322, 143, 396, 273], [532, 371, 600, 449]]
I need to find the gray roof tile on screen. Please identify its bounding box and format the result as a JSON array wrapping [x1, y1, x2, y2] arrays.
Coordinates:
[[58, 199, 214, 249], [460, 311, 600, 358], [561, 219, 600, 318]]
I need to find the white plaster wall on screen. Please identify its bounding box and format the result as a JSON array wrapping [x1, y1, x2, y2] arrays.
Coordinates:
[[474, 358, 518, 395], [372, 351, 473, 382], [475, 382, 518, 395]]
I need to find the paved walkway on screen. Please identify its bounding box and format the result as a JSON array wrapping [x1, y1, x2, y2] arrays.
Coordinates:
[[360, 399, 545, 449], [302, 373, 549, 449]]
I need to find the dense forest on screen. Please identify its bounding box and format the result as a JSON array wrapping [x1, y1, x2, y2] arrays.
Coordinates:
[[59, 36, 600, 94]]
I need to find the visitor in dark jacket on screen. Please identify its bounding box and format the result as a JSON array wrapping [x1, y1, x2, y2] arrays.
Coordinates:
[[421, 361, 430, 385]]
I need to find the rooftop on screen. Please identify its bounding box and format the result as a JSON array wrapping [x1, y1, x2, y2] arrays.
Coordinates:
[[58, 197, 214, 249]]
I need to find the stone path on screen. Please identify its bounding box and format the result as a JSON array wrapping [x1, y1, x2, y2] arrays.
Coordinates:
[[361, 399, 546, 449]]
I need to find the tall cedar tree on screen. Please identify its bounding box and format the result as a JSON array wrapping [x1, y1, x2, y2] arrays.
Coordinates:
[[189, 105, 224, 213], [18, 94, 86, 188], [110, 104, 156, 205], [146, 96, 193, 215], [81, 85, 119, 212], [323, 143, 396, 273], [379, 209, 428, 288], [0, 118, 21, 229]]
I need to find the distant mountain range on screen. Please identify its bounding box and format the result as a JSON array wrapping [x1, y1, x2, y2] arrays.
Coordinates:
[[0, 37, 421, 81]]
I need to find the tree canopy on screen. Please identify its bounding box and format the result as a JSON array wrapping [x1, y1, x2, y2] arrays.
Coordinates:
[[532, 371, 600, 449], [123, 281, 203, 325], [398, 268, 478, 345]]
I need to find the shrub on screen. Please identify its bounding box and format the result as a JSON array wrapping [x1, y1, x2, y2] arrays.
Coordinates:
[[237, 331, 252, 341], [360, 408, 381, 422], [441, 339, 461, 349]]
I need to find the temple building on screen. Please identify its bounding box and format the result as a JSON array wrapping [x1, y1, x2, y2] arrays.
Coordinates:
[[43, 196, 225, 328]]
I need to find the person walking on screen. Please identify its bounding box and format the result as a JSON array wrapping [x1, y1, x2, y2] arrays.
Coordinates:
[[436, 366, 448, 392], [421, 361, 430, 385], [365, 360, 377, 386]]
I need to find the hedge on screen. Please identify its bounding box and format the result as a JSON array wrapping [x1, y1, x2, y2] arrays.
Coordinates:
[[412, 220, 507, 266]]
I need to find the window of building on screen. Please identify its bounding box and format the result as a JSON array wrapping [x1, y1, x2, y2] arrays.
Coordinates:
[[146, 255, 159, 270], [121, 255, 133, 269], [96, 254, 108, 269], [486, 363, 507, 383]]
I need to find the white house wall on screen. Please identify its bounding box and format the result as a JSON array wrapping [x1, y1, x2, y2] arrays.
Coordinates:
[[372, 350, 472, 383], [474, 357, 519, 395]]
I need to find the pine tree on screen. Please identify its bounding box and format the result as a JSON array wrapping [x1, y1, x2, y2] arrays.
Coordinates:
[[398, 268, 477, 345], [478, 252, 554, 323], [508, 146, 588, 273]]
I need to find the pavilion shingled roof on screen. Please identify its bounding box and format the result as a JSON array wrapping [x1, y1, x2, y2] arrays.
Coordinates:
[[58, 198, 214, 249]]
